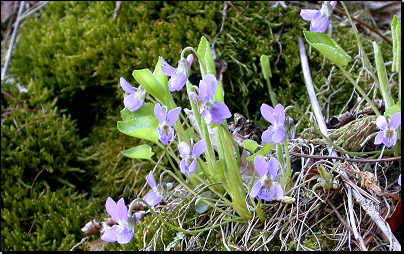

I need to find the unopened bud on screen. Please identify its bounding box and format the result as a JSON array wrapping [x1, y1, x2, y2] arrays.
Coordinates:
[[282, 196, 296, 204], [81, 219, 102, 237]]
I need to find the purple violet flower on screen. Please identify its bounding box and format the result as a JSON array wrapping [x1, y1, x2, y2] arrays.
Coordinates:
[[398, 174, 401, 187], [300, 1, 337, 33], [143, 171, 173, 207], [154, 103, 182, 145], [250, 155, 284, 201], [178, 140, 207, 176], [120, 77, 147, 112], [374, 112, 401, 148], [261, 103, 286, 145], [101, 197, 138, 245], [160, 54, 194, 92], [189, 74, 232, 126]]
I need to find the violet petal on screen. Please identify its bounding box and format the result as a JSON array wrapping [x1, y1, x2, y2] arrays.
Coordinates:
[[254, 155, 268, 178], [143, 192, 162, 207], [101, 225, 120, 242], [273, 182, 284, 200], [154, 103, 166, 124], [300, 9, 319, 21], [146, 171, 157, 190], [376, 115, 388, 130], [389, 112, 401, 130], [178, 141, 190, 158], [204, 74, 217, 101], [117, 227, 134, 245], [120, 77, 135, 94], [166, 107, 182, 126], [260, 103, 276, 125], [374, 131, 384, 145], [267, 157, 279, 180], [250, 181, 262, 198], [192, 140, 207, 159]]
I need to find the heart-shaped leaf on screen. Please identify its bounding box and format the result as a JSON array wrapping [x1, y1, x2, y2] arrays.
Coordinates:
[[384, 100, 401, 117], [243, 139, 258, 153], [194, 191, 212, 214], [303, 31, 351, 66], [246, 142, 274, 162], [121, 144, 154, 160], [120, 102, 155, 122], [117, 116, 159, 143]]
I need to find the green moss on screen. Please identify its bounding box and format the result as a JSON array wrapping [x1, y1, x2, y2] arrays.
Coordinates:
[[1, 81, 90, 192], [1, 186, 102, 251]]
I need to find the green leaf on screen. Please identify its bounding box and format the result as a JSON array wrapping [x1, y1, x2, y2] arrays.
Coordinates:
[[194, 191, 212, 214], [392, 15, 401, 72], [373, 41, 394, 109], [260, 55, 271, 79], [384, 100, 401, 117], [246, 143, 274, 162], [211, 158, 226, 183], [303, 31, 351, 66], [132, 69, 167, 102], [153, 57, 169, 93], [120, 102, 155, 122], [117, 116, 159, 143], [243, 139, 258, 153], [197, 36, 216, 77], [165, 232, 185, 251], [121, 144, 154, 160], [213, 81, 224, 103]]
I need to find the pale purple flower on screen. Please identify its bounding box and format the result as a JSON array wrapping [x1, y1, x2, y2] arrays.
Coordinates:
[[189, 74, 232, 126], [101, 197, 138, 245], [261, 103, 286, 145], [154, 103, 181, 145], [398, 174, 401, 186], [178, 140, 207, 176], [374, 112, 401, 148], [120, 77, 147, 112], [161, 54, 193, 92], [300, 1, 337, 33], [250, 155, 284, 201], [143, 171, 173, 207]]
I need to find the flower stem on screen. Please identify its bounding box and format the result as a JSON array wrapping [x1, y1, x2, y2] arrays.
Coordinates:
[[337, 65, 381, 116], [181, 46, 207, 78], [159, 170, 239, 218], [128, 198, 242, 235]]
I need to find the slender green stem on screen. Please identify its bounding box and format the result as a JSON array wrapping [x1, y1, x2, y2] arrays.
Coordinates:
[[246, 170, 266, 223], [192, 172, 232, 205], [181, 46, 207, 77], [339, 2, 380, 91], [159, 143, 183, 180], [282, 138, 292, 192], [159, 170, 239, 218], [338, 65, 381, 116], [276, 144, 286, 188], [128, 198, 242, 235]]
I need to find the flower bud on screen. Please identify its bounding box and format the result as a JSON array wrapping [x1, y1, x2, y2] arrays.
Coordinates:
[[282, 196, 296, 204], [177, 56, 192, 77]]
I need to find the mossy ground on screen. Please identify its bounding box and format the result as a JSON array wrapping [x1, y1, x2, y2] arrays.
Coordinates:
[[1, 1, 400, 251]]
